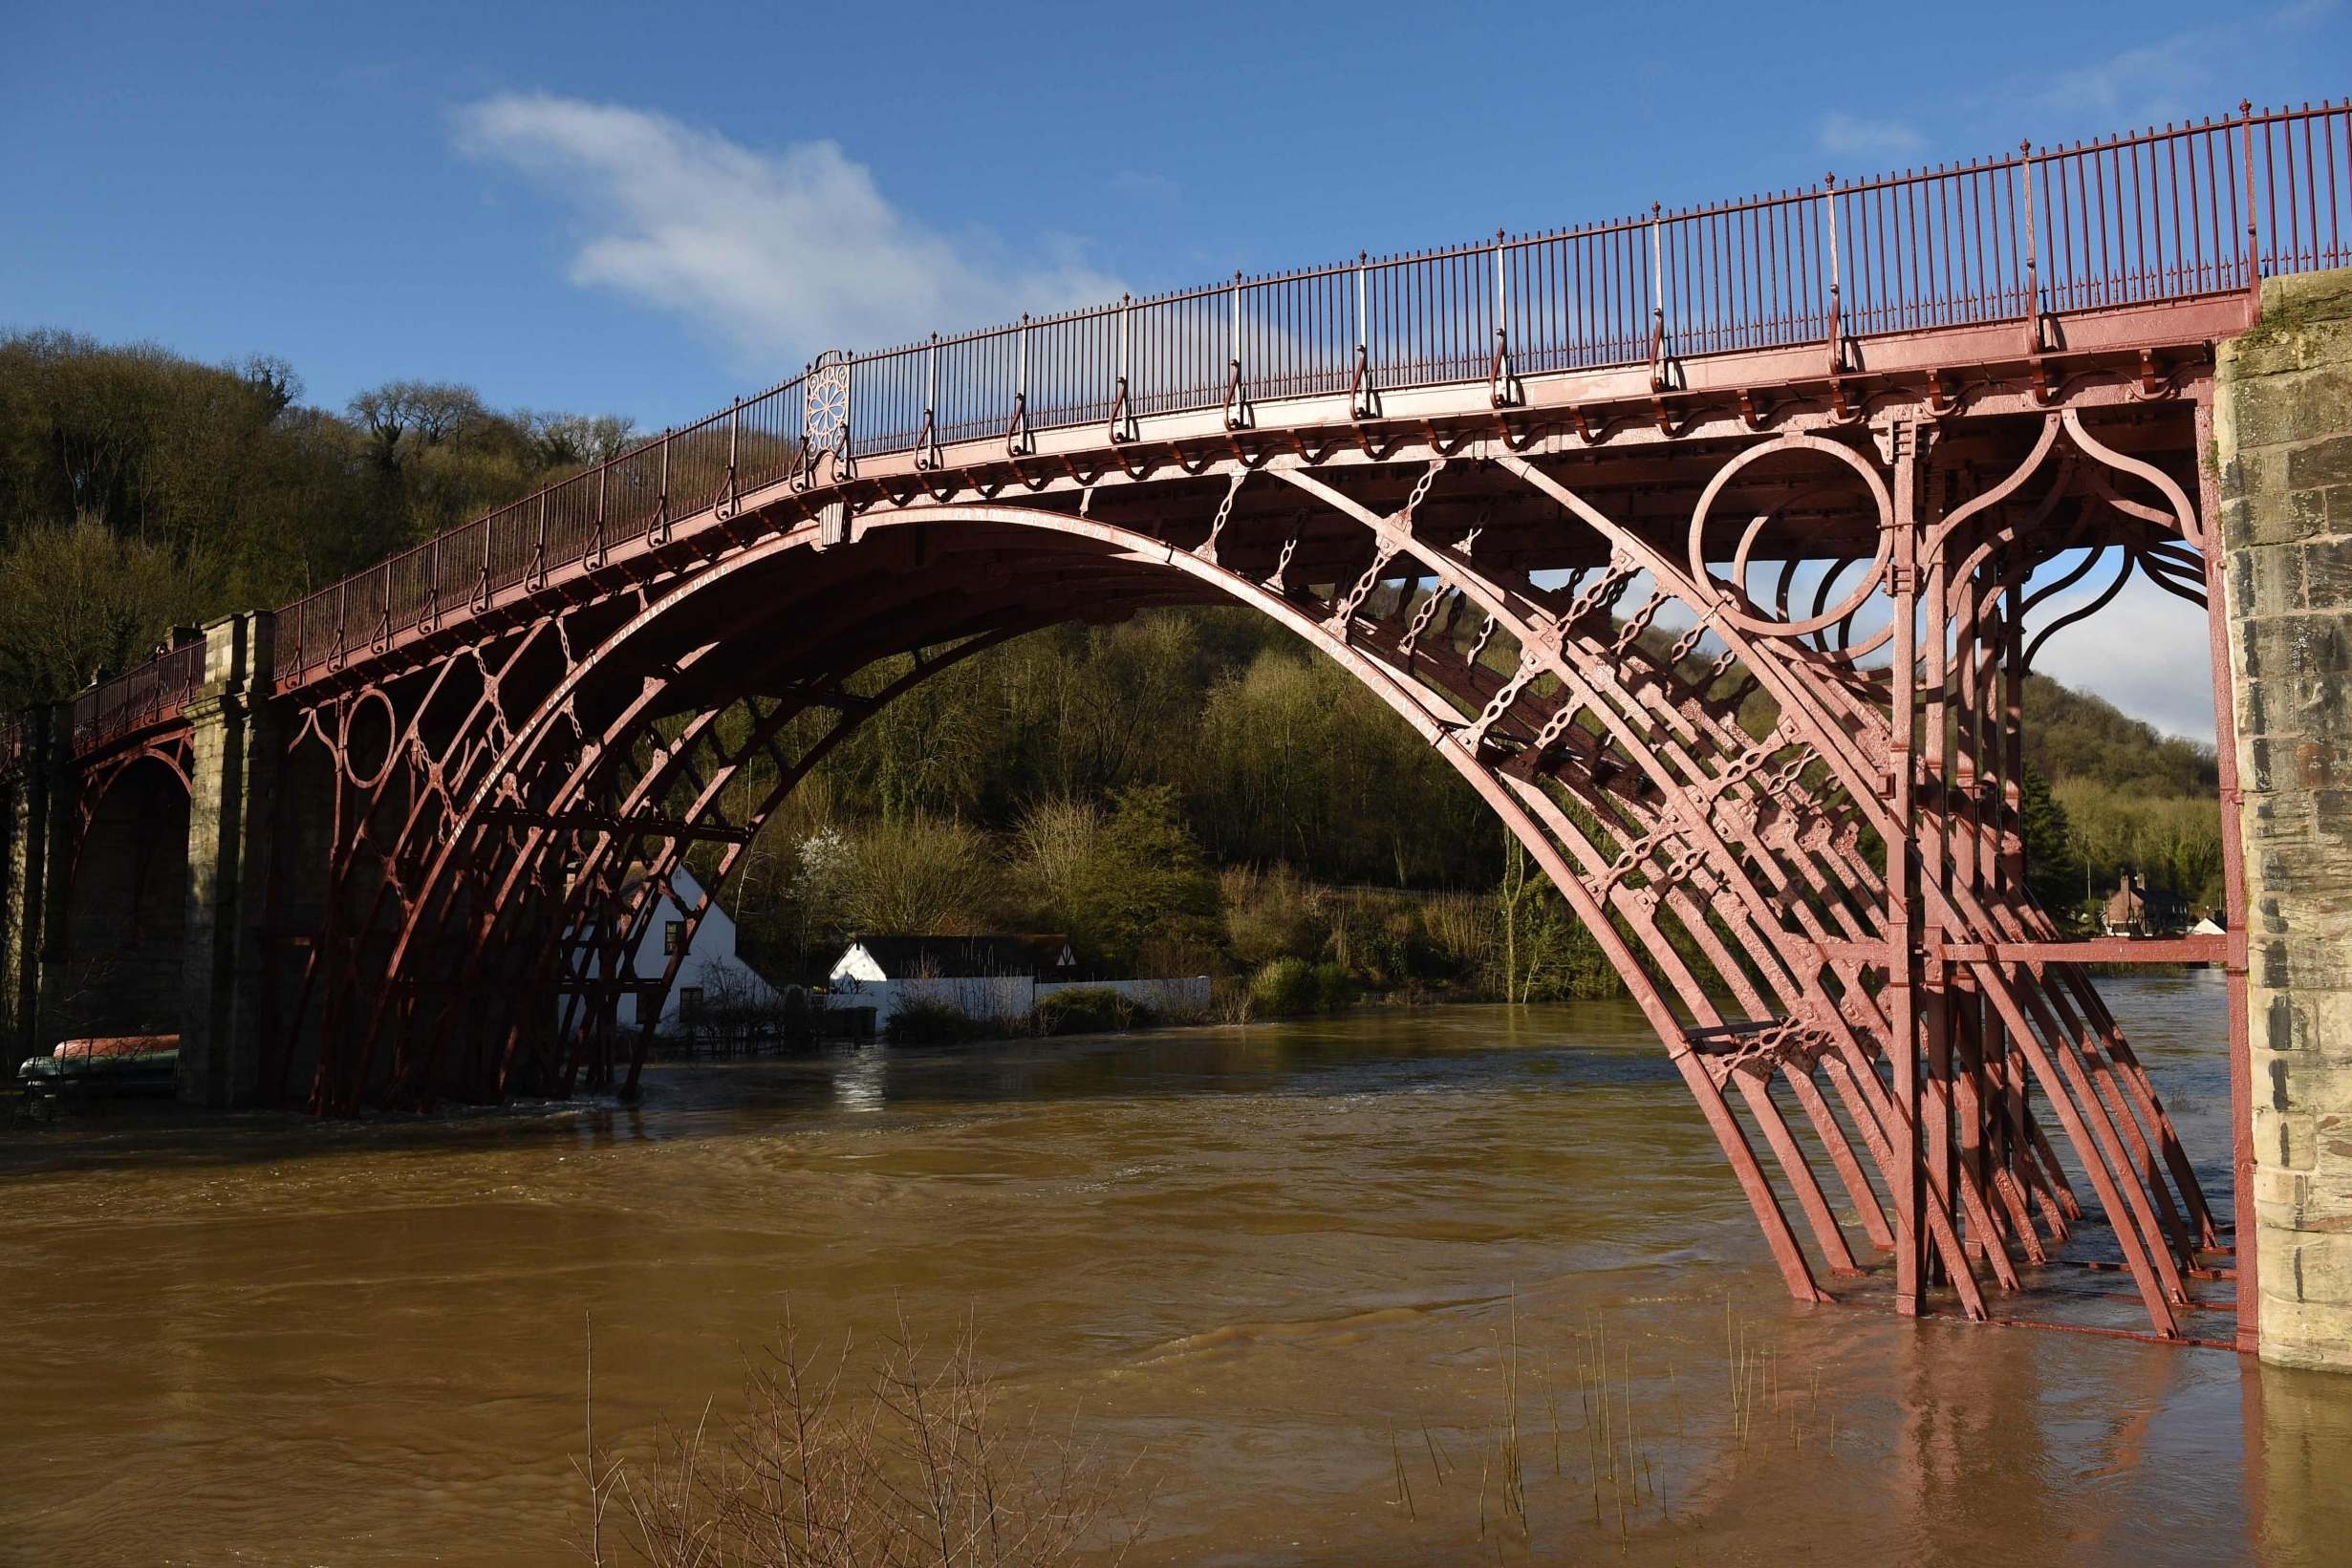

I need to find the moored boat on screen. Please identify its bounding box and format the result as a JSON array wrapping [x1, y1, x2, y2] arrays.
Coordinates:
[[17, 1035, 181, 1107]]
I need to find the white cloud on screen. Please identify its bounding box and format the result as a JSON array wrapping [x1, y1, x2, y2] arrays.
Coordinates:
[[2033, 35, 2214, 129], [2027, 561, 2217, 744], [454, 93, 1124, 364], [1817, 112, 1926, 163], [2019, 2, 2339, 136]]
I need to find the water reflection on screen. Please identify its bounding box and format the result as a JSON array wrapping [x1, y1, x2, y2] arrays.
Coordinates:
[[0, 980, 2342, 1565], [832, 1042, 889, 1112]]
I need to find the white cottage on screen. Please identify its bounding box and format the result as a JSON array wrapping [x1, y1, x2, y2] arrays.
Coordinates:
[[824, 935, 1210, 1029], [831, 935, 1079, 985], [589, 864, 786, 1032], [826, 935, 1076, 1028]]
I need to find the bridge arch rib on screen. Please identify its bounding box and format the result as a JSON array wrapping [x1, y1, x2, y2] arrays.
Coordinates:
[[260, 404, 2222, 1334]]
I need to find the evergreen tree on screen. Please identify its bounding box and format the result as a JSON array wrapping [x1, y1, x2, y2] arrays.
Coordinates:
[[2018, 764, 2084, 926], [1066, 784, 1219, 969]]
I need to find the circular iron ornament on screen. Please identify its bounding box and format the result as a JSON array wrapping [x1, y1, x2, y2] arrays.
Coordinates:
[[1687, 433, 1893, 639], [340, 686, 400, 791], [804, 351, 851, 449]]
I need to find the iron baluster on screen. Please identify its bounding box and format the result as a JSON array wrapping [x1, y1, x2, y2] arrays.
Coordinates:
[[1224, 270, 1247, 429], [588, 462, 607, 569], [917, 333, 940, 468], [1490, 228, 1515, 408], [1006, 317, 1031, 457], [717, 397, 741, 522], [653, 427, 672, 545], [838, 354, 856, 478], [1824, 174, 1845, 375], [474, 508, 492, 612], [793, 367, 816, 489], [1648, 203, 1667, 392], [420, 536, 439, 634], [2242, 99, 2263, 309], [2021, 140, 2043, 353], [1350, 252, 1373, 419], [1108, 299, 1134, 443]]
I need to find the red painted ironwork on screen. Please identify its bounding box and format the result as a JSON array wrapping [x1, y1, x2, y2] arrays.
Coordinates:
[[0, 103, 2327, 759], [230, 100, 2342, 700], [67, 637, 204, 758], [13, 100, 2339, 1342]]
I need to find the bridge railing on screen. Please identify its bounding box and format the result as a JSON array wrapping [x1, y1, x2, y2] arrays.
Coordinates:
[[38, 100, 2346, 748], [2255, 102, 2352, 275], [67, 638, 205, 757]]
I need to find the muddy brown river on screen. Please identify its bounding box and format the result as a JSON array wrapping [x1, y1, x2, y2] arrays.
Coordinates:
[[3, 976, 2348, 1565]]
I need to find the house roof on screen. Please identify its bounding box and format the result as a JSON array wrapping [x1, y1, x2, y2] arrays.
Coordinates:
[[615, 861, 702, 899], [844, 934, 1074, 977], [2104, 872, 2189, 928]]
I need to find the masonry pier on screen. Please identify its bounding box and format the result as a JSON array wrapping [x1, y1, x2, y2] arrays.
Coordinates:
[[2217, 267, 2352, 1370]]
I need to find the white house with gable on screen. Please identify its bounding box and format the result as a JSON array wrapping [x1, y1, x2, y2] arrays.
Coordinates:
[[827, 935, 1073, 1028], [581, 863, 786, 1032], [825, 934, 1209, 1030]]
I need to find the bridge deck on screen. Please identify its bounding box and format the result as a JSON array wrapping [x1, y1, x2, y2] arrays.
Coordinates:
[[9, 100, 2345, 766]]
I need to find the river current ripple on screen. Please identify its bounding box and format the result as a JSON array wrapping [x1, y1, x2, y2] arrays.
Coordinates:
[[2, 976, 2347, 1564]]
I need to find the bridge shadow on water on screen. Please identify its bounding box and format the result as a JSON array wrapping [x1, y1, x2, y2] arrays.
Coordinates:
[[0, 1000, 1681, 1179]]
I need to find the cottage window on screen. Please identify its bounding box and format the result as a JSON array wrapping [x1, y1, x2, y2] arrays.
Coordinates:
[[679, 986, 703, 1020], [664, 920, 684, 956]]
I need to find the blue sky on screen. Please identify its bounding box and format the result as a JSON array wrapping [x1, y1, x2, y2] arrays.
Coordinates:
[[4, 0, 2346, 737]]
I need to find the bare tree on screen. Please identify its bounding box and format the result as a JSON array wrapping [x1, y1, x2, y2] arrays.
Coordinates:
[[844, 814, 994, 935], [525, 412, 638, 470]]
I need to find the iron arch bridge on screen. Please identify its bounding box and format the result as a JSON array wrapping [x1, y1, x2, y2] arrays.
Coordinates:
[[8, 102, 2350, 1345]]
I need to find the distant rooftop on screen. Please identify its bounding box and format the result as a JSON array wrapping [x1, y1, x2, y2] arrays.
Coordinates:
[[839, 935, 1076, 978]]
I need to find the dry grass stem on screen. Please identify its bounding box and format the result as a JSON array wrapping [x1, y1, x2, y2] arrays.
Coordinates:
[[589, 1315, 1145, 1568]]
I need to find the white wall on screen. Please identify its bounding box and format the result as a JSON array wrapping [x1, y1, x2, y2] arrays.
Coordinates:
[[585, 864, 783, 1032], [823, 973, 1036, 1029], [1037, 977, 1211, 1014], [822, 973, 1210, 1031]]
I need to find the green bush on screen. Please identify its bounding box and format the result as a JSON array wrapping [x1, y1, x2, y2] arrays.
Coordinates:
[[887, 998, 982, 1044], [1249, 956, 1318, 1017], [1311, 961, 1351, 1013], [1221, 864, 1329, 968], [1034, 987, 1155, 1036]]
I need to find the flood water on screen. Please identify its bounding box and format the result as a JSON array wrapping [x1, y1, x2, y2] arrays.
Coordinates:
[[4, 974, 2349, 1565]]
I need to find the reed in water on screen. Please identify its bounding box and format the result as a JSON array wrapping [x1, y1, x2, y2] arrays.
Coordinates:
[[582, 1315, 1149, 1567]]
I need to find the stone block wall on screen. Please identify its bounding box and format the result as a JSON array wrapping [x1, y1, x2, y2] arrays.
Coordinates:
[[2216, 266, 2352, 1369], [177, 612, 277, 1108]]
